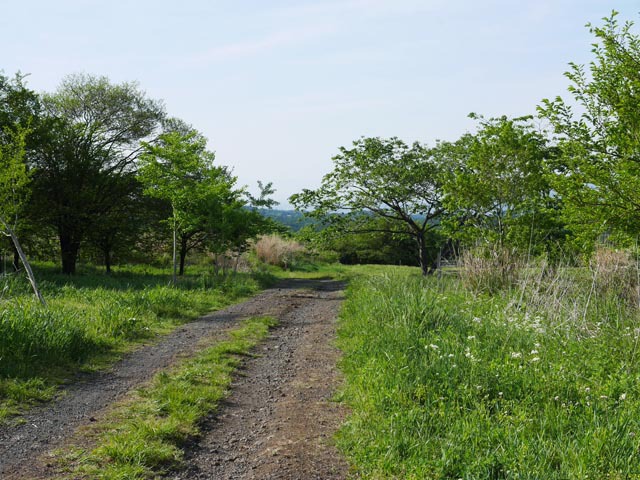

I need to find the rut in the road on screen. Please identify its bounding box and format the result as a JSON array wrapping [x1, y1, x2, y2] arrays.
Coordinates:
[[0, 278, 348, 480], [170, 279, 349, 480]]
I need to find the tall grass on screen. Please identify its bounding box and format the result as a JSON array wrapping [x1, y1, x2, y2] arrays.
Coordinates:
[[337, 263, 640, 478], [0, 264, 267, 420], [254, 234, 306, 269]]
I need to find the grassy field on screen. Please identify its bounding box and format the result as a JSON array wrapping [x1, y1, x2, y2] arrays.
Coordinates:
[[0, 263, 270, 420], [337, 264, 640, 478]]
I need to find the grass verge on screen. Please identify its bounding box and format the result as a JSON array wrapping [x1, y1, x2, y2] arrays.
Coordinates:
[[337, 266, 640, 478], [54, 316, 277, 479], [0, 264, 271, 421]]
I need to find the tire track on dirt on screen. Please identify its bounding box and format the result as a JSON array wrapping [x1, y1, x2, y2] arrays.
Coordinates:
[[168, 279, 349, 480]]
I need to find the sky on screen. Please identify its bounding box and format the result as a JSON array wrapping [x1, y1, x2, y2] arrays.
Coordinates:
[[2, 0, 639, 207]]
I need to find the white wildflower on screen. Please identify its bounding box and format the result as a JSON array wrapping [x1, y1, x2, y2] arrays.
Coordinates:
[[620, 393, 627, 401], [467, 335, 476, 340], [530, 357, 540, 362], [428, 344, 439, 350], [510, 352, 522, 359]]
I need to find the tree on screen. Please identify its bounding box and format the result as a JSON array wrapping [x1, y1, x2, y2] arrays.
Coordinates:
[[83, 176, 154, 274], [139, 126, 233, 283], [538, 12, 640, 248], [290, 137, 447, 275], [0, 72, 44, 271], [30, 74, 165, 274], [440, 114, 561, 254], [0, 126, 45, 305]]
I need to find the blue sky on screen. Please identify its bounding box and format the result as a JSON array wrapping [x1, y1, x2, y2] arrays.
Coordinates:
[[2, 1, 639, 206]]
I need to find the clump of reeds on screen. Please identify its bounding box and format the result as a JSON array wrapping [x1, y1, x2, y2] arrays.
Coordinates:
[[254, 235, 306, 269], [589, 247, 640, 308], [459, 246, 524, 294]]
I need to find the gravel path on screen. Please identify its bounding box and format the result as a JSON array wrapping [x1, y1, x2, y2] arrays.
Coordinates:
[[170, 279, 349, 479], [0, 278, 349, 479]]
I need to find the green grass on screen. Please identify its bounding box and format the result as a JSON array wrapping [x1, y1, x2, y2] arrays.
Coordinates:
[[0, 263, 271, 421], [259, 260, 351, 280], [337, 266, 640, 479], [56, 316, 277, 479]]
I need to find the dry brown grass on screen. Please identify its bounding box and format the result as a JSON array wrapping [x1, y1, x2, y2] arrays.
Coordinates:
[[459, 246, 524, 294], [589, 247, 640, 307], [254, 235, 306, 269]]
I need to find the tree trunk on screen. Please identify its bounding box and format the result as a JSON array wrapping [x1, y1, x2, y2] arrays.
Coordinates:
[[233, 253, 241, 275], [172, 223, 177, 287], [104, 248, 112, 275], [213, 254, 220, 276], [1, 218, 46, 306], [179, 235, 188, 276], [416, 232, 433, 276], [60, 232, 81, 275], [12, 243, 20, 271]]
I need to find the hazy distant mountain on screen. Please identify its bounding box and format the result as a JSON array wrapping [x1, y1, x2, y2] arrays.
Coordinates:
[[258, 209, 317, 232]]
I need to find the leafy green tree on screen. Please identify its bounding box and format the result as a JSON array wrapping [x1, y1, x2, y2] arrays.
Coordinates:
[[176, 170, 239, 276], [30, 74, 165, 274], [83, 177, 160, 273], [0, 72, 44, 270], [440, 114, 562, 255], [538, 12, 640, 249], [196, 181, 279, 275], [290, 137, 446, 275], [139, 126, 234, 283], [0, 126, 45, 304], [323, 216, 427, 266]]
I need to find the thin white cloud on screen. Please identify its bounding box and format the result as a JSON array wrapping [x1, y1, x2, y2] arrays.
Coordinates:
[[185, 24, 335, 65]]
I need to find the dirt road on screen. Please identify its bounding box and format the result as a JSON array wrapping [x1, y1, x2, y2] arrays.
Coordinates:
[[0, 278, 349, 479]]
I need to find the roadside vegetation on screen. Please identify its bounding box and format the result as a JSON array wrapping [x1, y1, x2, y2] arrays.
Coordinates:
[[0, 264, 267, 421], [337, 258, 640, 478]]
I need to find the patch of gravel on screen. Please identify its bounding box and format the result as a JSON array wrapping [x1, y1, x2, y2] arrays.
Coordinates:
[[0, 279, 349, 480]]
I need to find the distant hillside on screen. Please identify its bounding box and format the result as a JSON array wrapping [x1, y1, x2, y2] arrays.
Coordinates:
[[258, 209, 317, 232]]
